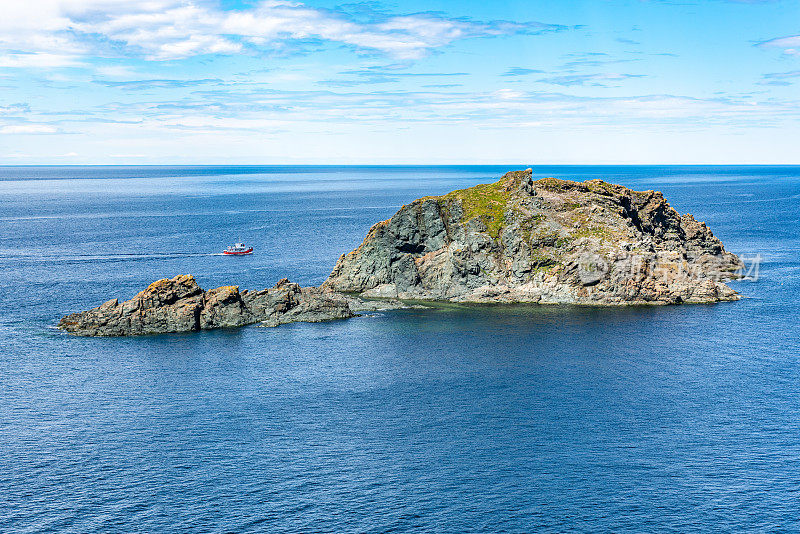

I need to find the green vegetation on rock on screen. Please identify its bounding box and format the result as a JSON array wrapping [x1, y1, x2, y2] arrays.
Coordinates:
[[535, 177, 575, 192], [430, 180, 511, 239]]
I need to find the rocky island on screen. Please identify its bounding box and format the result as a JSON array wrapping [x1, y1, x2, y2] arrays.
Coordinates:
[[325, 169, 742, 304], [59, 169, 743, 336]]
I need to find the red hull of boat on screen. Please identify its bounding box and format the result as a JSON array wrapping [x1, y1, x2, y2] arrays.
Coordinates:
[[222, 248, 253, 255]]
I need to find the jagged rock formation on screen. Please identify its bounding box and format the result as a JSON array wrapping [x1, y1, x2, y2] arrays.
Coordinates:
[[58, 276, 365, 336], [324, 169, 743, 304], [60, 169, 745, 336]]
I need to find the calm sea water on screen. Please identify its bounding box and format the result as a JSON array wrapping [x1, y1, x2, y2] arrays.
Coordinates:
[[1, 165, 799, 532]]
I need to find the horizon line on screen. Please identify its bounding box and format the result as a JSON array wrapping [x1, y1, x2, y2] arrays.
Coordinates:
[[2, 163, 800, 167]]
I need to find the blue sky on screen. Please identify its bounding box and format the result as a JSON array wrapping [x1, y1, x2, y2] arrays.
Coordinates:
[[1, 0, 798, 164]]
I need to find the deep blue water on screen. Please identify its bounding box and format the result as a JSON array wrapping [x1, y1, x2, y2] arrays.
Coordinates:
[[1, 165, 799, 532]]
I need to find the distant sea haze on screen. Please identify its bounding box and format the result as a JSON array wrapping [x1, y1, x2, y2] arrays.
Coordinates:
[[2, 165, 799, 532]]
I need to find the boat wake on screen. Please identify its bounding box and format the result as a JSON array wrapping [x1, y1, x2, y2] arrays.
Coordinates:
[[0, 252, 224, 264]]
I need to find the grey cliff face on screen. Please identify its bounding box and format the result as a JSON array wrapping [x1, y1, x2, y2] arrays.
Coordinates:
[[323, 169, 743, 305], [58, 276, 357, 336]]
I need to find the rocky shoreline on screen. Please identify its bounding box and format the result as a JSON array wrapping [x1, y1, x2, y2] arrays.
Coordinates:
[[60, 169, 744, 336], [58, 276, 405, 337]]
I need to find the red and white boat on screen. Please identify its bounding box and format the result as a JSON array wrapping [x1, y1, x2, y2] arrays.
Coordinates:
[[223, 243, 253, 255]]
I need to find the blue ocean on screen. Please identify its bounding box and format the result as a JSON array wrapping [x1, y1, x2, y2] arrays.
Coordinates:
[[2, 165, 799, 532]]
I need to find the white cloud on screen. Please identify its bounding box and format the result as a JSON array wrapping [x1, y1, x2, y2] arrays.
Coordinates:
[[94, 65, 139, 77], [0, 53, 82, 68], [0, 124, 59, 134], [758, 34, 800, 56], [68, 85, 798, 132], [0, 0, 559, 63], [536, 73, 645, 87], [0, 103, 30, 115]]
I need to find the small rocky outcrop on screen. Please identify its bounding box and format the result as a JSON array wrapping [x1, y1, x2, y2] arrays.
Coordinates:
[[324, 169, 743, 305], [58, 276, 362, 336]]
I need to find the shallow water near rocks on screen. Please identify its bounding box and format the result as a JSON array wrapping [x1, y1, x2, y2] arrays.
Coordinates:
[[2, 165, 799, 532]]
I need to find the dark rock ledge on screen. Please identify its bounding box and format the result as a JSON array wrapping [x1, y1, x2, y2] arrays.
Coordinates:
[[58, 275, 403, 337]]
